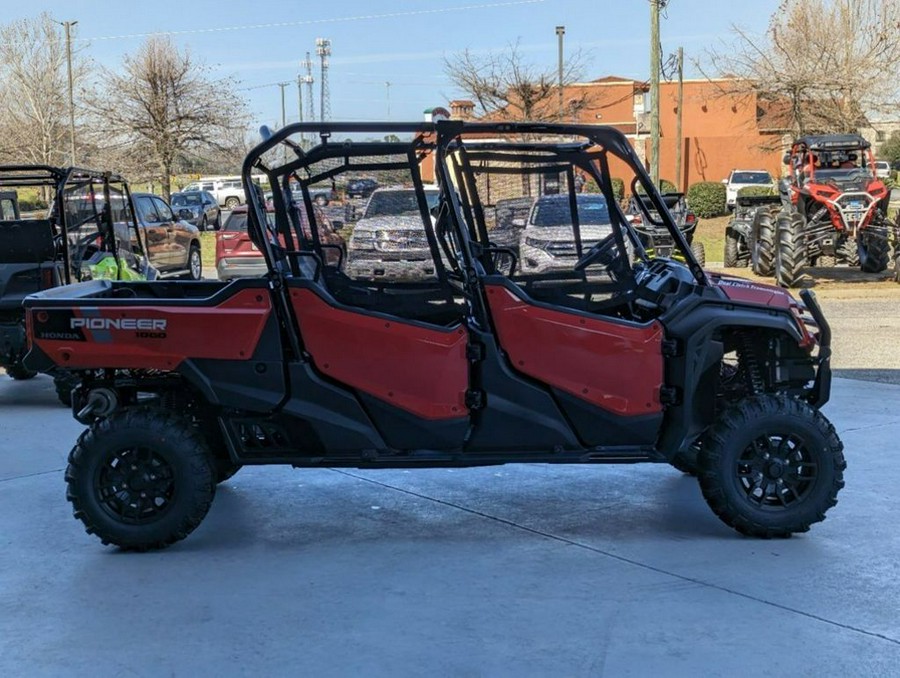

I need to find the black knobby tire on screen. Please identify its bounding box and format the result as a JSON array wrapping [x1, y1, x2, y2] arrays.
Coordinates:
[[199, 216, 208, 232], [65, 408, 216, 551], [837, 238, 859, 267], [690, 241, 706, 267], [697, 395, 845, 538], [671, 445, 700, 476], [6, 363, 37, 380], [814, 254, 836, 267], [894, 250, 900, 284], [858, 232, 890, 273], [723, 228, 748, 267], [774, 211, 806, 288], [750, 208, 775, 276]]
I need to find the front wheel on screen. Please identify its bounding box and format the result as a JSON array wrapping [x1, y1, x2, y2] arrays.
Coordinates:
[[65, 408, 216, 550], [774, 211, 806, 288], [697, 395, 845, 538], [690, 241, 706, 267], [858, 232, 889, 273], [224, 197, 240, 210]]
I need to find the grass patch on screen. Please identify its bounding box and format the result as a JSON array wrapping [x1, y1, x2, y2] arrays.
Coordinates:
[[199, 231, 217, 271]]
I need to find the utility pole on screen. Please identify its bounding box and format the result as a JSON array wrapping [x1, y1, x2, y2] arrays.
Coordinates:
[[297, 75, 304, 126], [301, 54, 314, 148], [555, 26, 565, 121], [675, 46, 684, 191], [57, 19, 78, 165], [649, 0, 662, 186], [385, 81, 391, 119], [277, 82, 289, 129]]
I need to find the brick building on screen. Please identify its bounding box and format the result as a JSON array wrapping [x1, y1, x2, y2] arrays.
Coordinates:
[[563, 76, 787, 188]]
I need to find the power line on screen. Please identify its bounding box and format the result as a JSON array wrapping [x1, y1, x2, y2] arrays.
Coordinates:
[[75, 1, 547, 42]]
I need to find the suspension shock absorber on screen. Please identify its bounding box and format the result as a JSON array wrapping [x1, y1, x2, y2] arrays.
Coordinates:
[[739, 332, 767, 394]]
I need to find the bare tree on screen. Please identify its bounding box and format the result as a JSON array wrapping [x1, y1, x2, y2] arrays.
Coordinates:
[[444, 41, 591, 121], [95, 36, 248, 198], [0, 13, 85, 165], [705, 0, 900, 135]]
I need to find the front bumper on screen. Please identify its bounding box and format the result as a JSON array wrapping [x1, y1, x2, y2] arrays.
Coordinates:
[[799, 289, 832, 407], [344, 251, 436, 281]]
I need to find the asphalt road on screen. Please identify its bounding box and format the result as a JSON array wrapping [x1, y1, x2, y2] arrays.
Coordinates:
[[1, 375, 900, 675]]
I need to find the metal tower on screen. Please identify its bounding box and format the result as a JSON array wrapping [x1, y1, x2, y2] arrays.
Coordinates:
[[316, 38, 331, 122], [302, 52, 315, 127]]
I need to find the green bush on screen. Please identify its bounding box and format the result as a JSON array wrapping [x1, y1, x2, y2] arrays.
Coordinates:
[[687, 181, 728, 218], [585, 176, 624, 201], [636, 178, 678, 195], [737, 185, 777, 198]]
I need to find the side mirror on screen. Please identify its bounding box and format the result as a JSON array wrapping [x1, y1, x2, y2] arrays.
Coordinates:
[[331, 219, 344, 230], [178, 208, 193, 221]]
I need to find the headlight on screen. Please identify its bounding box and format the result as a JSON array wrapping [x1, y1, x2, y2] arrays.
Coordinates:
[[524, 237, 552, 249]]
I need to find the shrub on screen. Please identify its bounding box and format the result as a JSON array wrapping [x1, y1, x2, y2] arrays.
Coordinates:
[[584, 176, 624, 201], [737, 185, 778, 198], [636, 178, 678, 195], [687, 181, 728, 217]]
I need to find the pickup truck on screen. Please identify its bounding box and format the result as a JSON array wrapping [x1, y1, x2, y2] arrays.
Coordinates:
[[182, 179, 246, 209]]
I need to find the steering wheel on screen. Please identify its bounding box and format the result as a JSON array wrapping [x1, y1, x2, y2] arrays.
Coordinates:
[[574, 232, 618, 272]]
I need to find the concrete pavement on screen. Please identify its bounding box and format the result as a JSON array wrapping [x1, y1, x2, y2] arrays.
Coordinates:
[[1, 374, 899, 676]]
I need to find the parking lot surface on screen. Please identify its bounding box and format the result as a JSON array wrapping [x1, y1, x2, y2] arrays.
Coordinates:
[[1, 373, 900, 676]]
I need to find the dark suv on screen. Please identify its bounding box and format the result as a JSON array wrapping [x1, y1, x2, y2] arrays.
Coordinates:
[[346, 178, 379, 199]]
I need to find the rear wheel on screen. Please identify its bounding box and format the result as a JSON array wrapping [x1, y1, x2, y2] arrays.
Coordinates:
[[690, 241, 706, 267], [697, 395, 845, 538], [224, 197, 240, 210], [65, 408, 216, 550], [750, 209, 775, 276], [774, 211, 806, 288], [6, 363, 37, 380], [185, 243, 202, 280], [314, 194, 328, 206], [837, 238, 859, 267], [859, 232, 890, 273]]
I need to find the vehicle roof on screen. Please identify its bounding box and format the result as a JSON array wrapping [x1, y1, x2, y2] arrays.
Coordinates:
[[793, 134, 870, 151]]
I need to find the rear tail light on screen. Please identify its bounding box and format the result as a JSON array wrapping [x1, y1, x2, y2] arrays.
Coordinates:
[[219, 232, 239, 240], [685, 213, 696, 225]]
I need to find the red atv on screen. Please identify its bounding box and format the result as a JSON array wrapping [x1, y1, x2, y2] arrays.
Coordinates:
[[770, 134, 895, 286], [23, 122, 843, 550]]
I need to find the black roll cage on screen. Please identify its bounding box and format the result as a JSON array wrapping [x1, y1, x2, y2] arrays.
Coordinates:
[[241, 121, 708, 295], [0, 165, 146, 284]]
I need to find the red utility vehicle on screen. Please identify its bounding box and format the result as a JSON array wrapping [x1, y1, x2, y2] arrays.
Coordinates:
[[24, 122, 843, 550]]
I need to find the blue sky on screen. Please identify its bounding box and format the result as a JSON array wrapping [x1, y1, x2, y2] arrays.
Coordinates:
[[2, 0, 782, 127]]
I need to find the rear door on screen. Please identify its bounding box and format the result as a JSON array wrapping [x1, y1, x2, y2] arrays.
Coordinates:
[[134, 196, 174, 269], [151, 196, 188, 269]]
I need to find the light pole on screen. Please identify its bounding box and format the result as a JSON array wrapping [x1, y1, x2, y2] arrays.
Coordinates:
[[555, 26, 565, 121], [56, 19, 78, 165]]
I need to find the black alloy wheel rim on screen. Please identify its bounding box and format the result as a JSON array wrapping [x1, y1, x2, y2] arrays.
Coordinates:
[[95, 447, 176, 524], [734, 433, 817, 510]]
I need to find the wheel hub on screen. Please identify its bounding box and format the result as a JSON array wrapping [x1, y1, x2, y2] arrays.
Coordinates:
[[735, 434, 817, 509], [765, 459, 785, 479], [96, 447, 175, 525]]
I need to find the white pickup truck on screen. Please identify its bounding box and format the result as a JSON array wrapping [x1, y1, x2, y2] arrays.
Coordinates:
[[182, 178, 246, 209]]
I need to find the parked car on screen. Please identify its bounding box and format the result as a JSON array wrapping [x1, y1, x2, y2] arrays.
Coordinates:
[[132, 193, 202, 279], [345, 186, 440, 281], [216, 203, 345, 281], [723, 169, 775, 210], [518, 193, 617, 275], [874, 160, 891, 179], [0, 190, 19, 220], [182, 178, 245, 209], [170, 190, 221, 231], [346, 178, 379, 199]]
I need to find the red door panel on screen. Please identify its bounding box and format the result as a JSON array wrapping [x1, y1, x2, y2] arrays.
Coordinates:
[[289, 287, 468, 420], [485, 284, 664, 415]]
